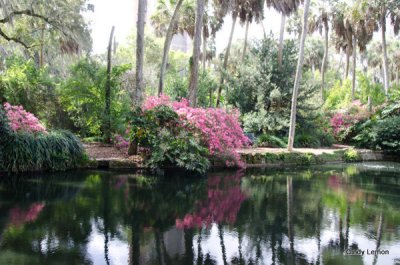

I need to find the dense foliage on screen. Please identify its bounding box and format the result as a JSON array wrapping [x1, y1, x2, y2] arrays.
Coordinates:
[[129, 105, 210, 174], [0, 104, 86, 173], [140, 95, 250, 167], [59, 59, 131, 138]]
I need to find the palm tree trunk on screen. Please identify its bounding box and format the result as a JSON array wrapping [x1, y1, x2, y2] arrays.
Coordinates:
[[202, 28, 207, 72], [320, 20, 328, 100], [352, 34, 357, 100], [216, 14, 237, 107], [261, 21, 267, 40], [287, 0, 311, 151], [135, 0, 147, 106], [344, 46, 350, 79], [39, 23, 45, 68], [104, 26, 115, 143], [396, 67, 399, 86], [242, 19, 250, 60], [188, 0, 204, 107], [158, 0, 184, 95], [278, 13, 286, 66], [381, 8, 390, 97]]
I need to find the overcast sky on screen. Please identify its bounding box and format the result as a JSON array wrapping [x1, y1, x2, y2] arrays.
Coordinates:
[[86, 0, 282, 55]]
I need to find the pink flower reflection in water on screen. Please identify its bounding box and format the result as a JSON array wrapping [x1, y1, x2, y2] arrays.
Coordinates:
[[9, 203, 45, 227], [176, 172, 246, 229]]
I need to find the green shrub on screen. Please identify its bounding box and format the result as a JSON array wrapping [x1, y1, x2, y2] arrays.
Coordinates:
[[256, 134, 286, 148], [375, 116, 400, 153], [343, 148, 361, 162], [130, 105, 210, 174], [294, 134, 321, 148], [1, 130, 86, 173]]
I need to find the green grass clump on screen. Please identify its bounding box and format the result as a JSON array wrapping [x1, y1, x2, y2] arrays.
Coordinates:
[[343, 148, 361, 162]]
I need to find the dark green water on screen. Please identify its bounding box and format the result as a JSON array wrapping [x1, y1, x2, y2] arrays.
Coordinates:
[[0, 162, 399, 265]]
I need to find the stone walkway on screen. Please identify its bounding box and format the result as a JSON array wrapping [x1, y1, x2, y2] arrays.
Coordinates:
[[236, 144, 352, 155]]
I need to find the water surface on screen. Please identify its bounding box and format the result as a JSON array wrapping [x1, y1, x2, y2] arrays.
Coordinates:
[[0, 162, 400, 265]]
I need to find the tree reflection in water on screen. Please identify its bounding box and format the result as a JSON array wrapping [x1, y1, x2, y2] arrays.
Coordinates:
[[0, 163, 399, 265]]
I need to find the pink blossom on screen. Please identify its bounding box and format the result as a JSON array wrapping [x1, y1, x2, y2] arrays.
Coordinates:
[[3, 102, 47, 133], [142, 95, 250, 167]]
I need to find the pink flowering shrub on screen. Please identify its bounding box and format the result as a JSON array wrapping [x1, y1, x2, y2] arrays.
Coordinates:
[[3, 102, 46, 133], [142, 94, 250, 167], [112, 134, 129, 149], [330, 100, 371, 141], [176, 171, 246, 228]]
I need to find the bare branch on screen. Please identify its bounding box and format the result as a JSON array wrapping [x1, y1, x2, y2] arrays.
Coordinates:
[[0, 9, 69, 37], [0, 26, 30, 48]]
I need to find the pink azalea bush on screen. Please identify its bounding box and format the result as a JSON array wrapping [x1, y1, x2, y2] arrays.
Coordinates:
[[112, 134, 129, 149], [330, 100, 371, 140], [142, 94, 250, 167], [3, 102, 46, 133]]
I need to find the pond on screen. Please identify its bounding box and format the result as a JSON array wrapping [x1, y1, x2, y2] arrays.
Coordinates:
[[0, 162, 400, 265]]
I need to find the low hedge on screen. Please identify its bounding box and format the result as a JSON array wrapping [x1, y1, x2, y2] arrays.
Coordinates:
[[1, 106, 86, 173]]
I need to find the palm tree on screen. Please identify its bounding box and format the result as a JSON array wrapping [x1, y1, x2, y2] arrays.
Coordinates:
[[129, 0, 147, 156], [307, 0, 330, 99], [215, 0, 264, 107], [104, 26, 115, 143], [188, 0, 204, 107], [239, 0, 265, 60], [215, 0, 237, 107], [374, 0, 400, 96], [135, 0, 146, 107], [266, 0, 302, 67], [287, 0, 311, 151], [152, 0, 185, 95]]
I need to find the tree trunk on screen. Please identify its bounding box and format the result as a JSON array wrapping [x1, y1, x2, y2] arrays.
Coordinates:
[[216, 14, 237, 107], [242, 19, 250, 61], [287, 0, 311, 151], [202, 27, 207, 72], [352, 34, 357, 100], [396, 67, 399, 86], [381, 8, 390, 97], [39, 24, 45, 68], [320, 20, 328, 100], [344, 46, 350, 79], [104, 26, 115, 144], [188, 0, 204, 107], [135, 0, 146, 107], [158, 0, 184, 95], [278, 13, 286, 66], [261, 21, 267, 40]]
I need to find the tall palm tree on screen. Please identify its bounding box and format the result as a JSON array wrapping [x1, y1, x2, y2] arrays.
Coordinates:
[[129, 0, 147, 156], [373, 0, 400, 96], [287, 0, 311, 151], [239, 0, 265, 60], [307, 0, 330, 99], [188, 0, 204, 107], [104, 26, 115, 143], [152, 0, 185, 95], [266, 0, 303, 67], [135, 0, 147, 107], [215, 0, 264, 107]]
